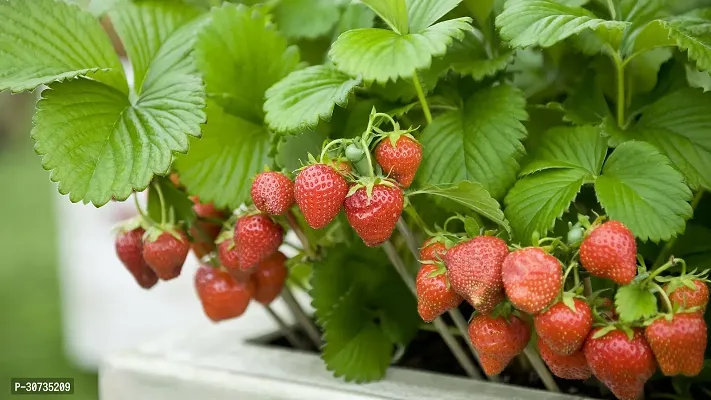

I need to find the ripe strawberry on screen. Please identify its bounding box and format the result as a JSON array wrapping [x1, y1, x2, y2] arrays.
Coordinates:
[[415, 263, 463, 322], [468, 314, 531, 376], [534, 298, 592, 355], [328, 158, 352, 176], [251, 171, 295, 216], [294, 164, 349, 229], [195, 265, 253, 322], [501, 247, 562, 314], [580, 220, 637, 285], [419, 238, 447, 262], [645, 313, 707, 376], [666, 280, 709, 313], [375, 135, 422, 188], [252, 251, 288, 305], [189, 196, 227, 259], [115, 227, 158, 289], [584, 328, 656, 400], [344, 181, 404, 247], [216, 233, 251, 281], [444, 236, 508, 314], [143, 229, 190, 281], [538, 339, 591, 380], [233, 214, 283, 269]]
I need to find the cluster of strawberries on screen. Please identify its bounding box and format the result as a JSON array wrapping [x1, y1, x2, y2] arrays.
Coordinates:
[[416, 220, 709, 400]]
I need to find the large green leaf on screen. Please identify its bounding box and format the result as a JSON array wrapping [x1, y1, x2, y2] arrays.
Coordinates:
[[174, 102, 270, 209], [109, 0, 200, 91], [264, 65, 361, 133], [0, 0, 125, 92], [406, 0, 462, 33], [417, 84, 528, 199], [196, 4, 301, 123], [625, 10, 711, 74], [440, 30, 514, 80], [31, 18, 206, 206], [595, 141, 693, 242], [311, 241, 419, 382], [334, 2, 376, 37], [274, 0, 341, 39], [360, 0, 409, 34], [274, 129, 329, 174], [409, 180, 511, 233], [631, 88, 711, 191], [463, 0, 495, 27], [506, 126, 606, 242], [329, 18, 472, 83], [496, 0, 629, 49]]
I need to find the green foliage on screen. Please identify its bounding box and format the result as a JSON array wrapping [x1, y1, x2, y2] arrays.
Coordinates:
[[274, 0, 341, 40], [615, 283, 658, 323], [310, 241, 419, 382]]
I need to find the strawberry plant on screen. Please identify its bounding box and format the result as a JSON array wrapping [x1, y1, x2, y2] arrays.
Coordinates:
[[2, 0, 711, 398]]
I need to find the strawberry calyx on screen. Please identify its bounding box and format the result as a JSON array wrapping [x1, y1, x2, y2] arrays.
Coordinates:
[[214, 228, 234, 245], [591, 323, 636, 341], [346, 176, 398, 199], [112, 215, 150, 234], [422, 260, 448, 278], [143, 223, 186, 243], [488, 300, 515, 321]]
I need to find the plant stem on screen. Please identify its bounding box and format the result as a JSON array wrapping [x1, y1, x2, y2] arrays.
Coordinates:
[[613, 52, 626, 127], [263, 304, 310, 350], [605, 0, 617, 19], [412, 73, 432, 125], [282, 286, 323, 348], [653, 190, 705, 267], [286, 210, 315, 259], [382, 241, 482, 379], [583, 277, 593, 297], [153, 182, 167, 225], [523, 346, 561, 392], [133, 192, 156, 226], [397, 218, 420, 257], [651, 283, 674, 313]]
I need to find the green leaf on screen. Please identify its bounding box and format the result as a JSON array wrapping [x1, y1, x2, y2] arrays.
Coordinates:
[[334, 2, 376, 37], [595, 141, 693, 242], [440, 31, 514, 80], [417, 84, 528, 199], [619, 0, 669, 23], [147, 176, 196, 226], [196, 4, 301, 123], [274, 0, 341, 39], [360, 0, 409, 34], [310, 241, 419, 382], [496, 0, 629, 49], [519, 126, 607, 176], [615, 283, 658, 323], [631, 88, 711, 191], [31, 16, 206, 206], [274, 129, 329, 173], [463, 215, 482, 237], [410, 181, 511, 234], [264, 65, 361, 133], [625, 11, 711, 73], [109, 0, 200, 92], [174, 102, 270, 209], [463, 0, 495, 27], [505, 169, 587, 244], [0, 0, 126, 92], [687, 65, 711, 92], [406, 0, 462, 33], [329, 17, 472, 83]]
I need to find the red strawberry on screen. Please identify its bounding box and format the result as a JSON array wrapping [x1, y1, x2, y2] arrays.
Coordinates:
[[195, 265, 253, 322], [328, 159, 353, 176], [597, 297, 618, 320], [252, 251, 288, 305], [538, 339, 591, 380], [501, 247, 562, 314], [645, 313, 707, 376], [143, 229, 190, 281], [251, 171, 295, 216], [445, 236, 508, 314], [415, 263, 463, 322], [375, 135, 422, 188], [233, 214, 283, 269], [115, 227, 158, 289], [344, 182, 404, 247], [666, 280, 709, 313], [420, 238, 447, 262], [580, 220, 637, 285], [216, 236, 254, 281], [294, 164, 349, 229], [189, 196, 227, 259], [468, 314, 531, 376], [534, 298, 592, 355], [584, 328, 656, 400]]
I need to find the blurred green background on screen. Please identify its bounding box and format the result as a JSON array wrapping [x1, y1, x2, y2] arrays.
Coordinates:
[[0, 92, 98, 398]]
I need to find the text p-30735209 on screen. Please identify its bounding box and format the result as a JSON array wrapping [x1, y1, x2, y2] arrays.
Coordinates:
[[11, 378, 74, 395]]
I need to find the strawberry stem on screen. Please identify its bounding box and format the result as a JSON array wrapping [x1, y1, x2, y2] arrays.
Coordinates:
[[583, 277, 593, 297], [651, 282, 674, 313], [132, 192, 157, 227], [263, 303, 311, 350], [523, 346, 561, 393], [412, 72, 432, 125], [645, 258, 677, 285], [153, 181, 167, 225], [319, 139, 346, 163], [281, 286, 323, 348], [286, 210, 316, 259]]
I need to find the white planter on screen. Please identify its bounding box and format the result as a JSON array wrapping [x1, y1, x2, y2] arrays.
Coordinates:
[[100, 321, 591, 400]]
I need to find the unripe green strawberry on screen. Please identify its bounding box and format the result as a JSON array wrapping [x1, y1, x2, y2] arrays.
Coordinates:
[[538, 339, 591, 380], [444, 236, 508, 314], [584, 328, 656, 400], [580, 220, 637, 285], [501, 247, 562, 314], [645, 313, 707, 377], [534, 298, 592, 355]]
